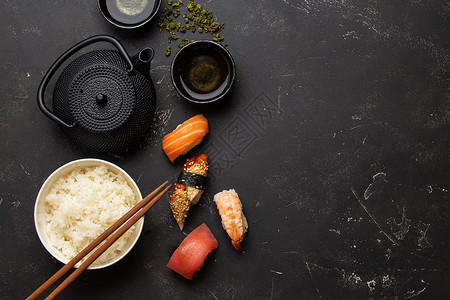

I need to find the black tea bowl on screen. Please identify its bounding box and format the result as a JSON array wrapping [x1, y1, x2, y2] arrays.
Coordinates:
[[171, 41, 236, 104], [98, 0, 162, 29]]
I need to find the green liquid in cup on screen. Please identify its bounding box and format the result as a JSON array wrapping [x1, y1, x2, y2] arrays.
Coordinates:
[[105, 0, 156, 25]]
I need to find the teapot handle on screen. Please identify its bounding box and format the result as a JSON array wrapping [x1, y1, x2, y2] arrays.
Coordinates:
[[37, 35, 134, 128]]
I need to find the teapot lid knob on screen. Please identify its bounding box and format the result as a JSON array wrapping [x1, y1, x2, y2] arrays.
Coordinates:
[[96, 93, 108, 105]]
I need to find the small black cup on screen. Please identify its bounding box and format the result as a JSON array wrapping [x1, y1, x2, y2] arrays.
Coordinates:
[[171, 41, 236, 104], [98, 0, 161, 29]]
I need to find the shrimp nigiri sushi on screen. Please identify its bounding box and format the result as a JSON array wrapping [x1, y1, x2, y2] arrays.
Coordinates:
[[170, 154, 208, 230], [162, 114, 209, 163], [214, 189, 248, 252]]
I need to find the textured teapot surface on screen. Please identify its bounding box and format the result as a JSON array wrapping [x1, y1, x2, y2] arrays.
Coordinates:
[[37, 35, 156, 153], [53, 50, 156, 152]]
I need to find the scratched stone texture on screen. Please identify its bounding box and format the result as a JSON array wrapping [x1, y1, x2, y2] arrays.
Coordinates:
[[0, 0, 449, 299]]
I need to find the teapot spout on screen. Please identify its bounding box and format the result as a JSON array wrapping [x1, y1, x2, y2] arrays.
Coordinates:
[[132, 47, 154, 76]]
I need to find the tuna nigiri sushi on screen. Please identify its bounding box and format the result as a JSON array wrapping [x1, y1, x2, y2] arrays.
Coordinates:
[[170, 154, 208, 230], [214, 189, 248, 252], [167, 223, 218, 280], [162, 114, 209, 163]]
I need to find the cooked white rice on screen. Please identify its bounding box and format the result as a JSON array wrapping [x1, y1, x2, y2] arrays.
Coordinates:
[[44, 165, 138, 266]]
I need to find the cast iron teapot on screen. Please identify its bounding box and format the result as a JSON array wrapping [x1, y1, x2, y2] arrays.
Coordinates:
[[38, 35, 156, 153]]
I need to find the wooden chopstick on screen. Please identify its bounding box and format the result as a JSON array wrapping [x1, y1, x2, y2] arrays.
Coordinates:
[[27, 181, 171, 300]]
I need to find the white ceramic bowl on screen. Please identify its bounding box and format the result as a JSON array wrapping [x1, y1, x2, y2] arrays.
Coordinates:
[[34, 158, 144, 269]]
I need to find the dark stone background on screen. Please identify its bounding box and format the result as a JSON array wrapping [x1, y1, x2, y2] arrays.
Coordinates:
[[0, 1, 449, 299]]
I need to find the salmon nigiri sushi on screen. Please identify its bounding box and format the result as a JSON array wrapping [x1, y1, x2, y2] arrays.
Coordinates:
[[162, 114, 209, 163], [214, 189, 248, 252]]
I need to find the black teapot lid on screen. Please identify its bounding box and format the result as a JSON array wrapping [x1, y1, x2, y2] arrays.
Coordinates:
[[68, 64, 136, 133]]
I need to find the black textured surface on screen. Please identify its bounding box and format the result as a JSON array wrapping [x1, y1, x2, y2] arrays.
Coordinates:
[[56, 51, 136, 133], [68, 67, 134, 131], [0, 1, 449, 299], [177, 172, 207, 191], [52, 49, 156, 152]]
